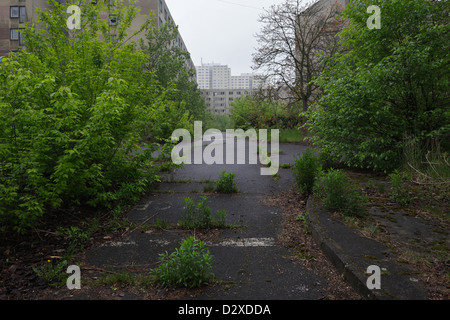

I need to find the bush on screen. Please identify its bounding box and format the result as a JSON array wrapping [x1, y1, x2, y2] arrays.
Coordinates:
[[154, 236, 214, 288], [0, 1, 193, 233], [388, 170, 412, 206], [306, 0, 449, 172], [292, 149, 322, 195], [314, 169, 367, 217], [179, 196, 227, 229], [216, 171, 238, 193], [33, 259, 68, 288]]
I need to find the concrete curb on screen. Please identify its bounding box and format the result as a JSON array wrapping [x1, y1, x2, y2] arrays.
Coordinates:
[[306, 197, 427, 300]]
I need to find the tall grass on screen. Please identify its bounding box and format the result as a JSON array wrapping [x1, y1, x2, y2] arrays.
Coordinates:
[[402, 136, 449, 190]]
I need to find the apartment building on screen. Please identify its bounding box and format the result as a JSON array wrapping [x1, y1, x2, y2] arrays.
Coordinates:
[[196, 62, 267, 114], [196, 63, 231, 90], [0, 0, 195, 72], [201, 89, 258, 115], [196, 62, 266, 91], [0, 0, 42, 56], [231, 73, 266, 90]]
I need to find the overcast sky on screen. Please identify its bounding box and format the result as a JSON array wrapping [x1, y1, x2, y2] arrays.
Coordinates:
[[165, 0, 301, 76]]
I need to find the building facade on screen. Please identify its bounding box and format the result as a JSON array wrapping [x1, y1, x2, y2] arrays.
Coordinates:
[[197, 62, 267, 114], [196, 63, 231, 90], [231, 73, 266, 90], [0, 0, 194, 72], [196, 62, 266, 90], [201, 89, 258, 115], [0, 0, 44, 56]]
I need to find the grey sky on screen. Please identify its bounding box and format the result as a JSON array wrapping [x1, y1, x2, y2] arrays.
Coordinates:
[[164, 0, 295, 75]]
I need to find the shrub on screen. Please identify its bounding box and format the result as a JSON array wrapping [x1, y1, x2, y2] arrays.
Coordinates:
[[33, 259, 68, 288], [216, 171, 238, 193], [154, 236, 214, 288], [292, 149, 322, 195], [306, 0, 449, 172], [0, 2, 194, 233], [388, 170, 412, 205], [179, 196, 227, 229], [314, 169, 367, 217]]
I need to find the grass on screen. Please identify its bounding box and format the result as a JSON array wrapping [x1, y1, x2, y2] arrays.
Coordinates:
[[279, 128, 306, 143]]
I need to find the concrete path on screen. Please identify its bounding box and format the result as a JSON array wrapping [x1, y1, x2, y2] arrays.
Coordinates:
[[76, 134, 351, 299], [68, 132, 440, 300]]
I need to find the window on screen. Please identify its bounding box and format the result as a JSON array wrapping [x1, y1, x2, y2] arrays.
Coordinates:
[[10, 29, 20, 40], [10, 28, 25, 45], [19, 6, 27, 23], [11, 6, 27, 22], [10, 6, 19, 18]]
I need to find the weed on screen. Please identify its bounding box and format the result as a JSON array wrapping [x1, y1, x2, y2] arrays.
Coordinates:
[[280, 163, 292, 169], [296, 211, 310, 234], [97, 271, 136, 287], [153, 218, 168, 229], [33, 259, 68, 287], [273, 172, 281, 182], [388, 170, 412, 205], [154, 236, 214, 288], [292, 149, 322, 195], [216, 171, 238, 193], [314, 169, 367, 217], [214, 209, 227, 227], [179, 197, 227, 229], [58, 226, 92, 254], [202, 181, 216, 193]]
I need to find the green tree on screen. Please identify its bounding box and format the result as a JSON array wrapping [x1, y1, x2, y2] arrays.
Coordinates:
[[140, 19, 206, 127], [230, 95, 299, 130], [0, 0, 179, 232], [306, 0, 449, 172]]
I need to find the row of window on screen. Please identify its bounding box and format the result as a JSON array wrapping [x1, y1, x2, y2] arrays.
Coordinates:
[[9, 28, 118, 46], [10, 5, 119, 26], [10, 6, 27, 23], [202, 91, 244, 96]]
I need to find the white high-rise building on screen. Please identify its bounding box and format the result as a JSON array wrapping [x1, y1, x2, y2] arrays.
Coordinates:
[[231, 73, 267, 90], [196, 63, 231, 89], [196, 63, 266, 90]]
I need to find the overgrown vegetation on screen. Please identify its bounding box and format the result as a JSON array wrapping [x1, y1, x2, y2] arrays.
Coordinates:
[[293, 149, 367, 217], [230, 95, 303, 137], [0, 1, 205, 233], [314, 169, 367, 217], [292, 149, 322, 196], [179, 196, 226, 229], [153, 236, 214, 288], [388, 170, 413, 206], [215, 171, 238, 194], [32, 259, 69, 288], [305, 0, 449, 173]]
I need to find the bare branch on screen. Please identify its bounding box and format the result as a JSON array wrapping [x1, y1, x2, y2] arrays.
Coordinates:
[[253, 0, 347, 112]]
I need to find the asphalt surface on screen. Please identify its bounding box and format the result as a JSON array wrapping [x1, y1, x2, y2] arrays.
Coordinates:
[[72, 132, 438, 300], [77, 133, 342, 299]]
